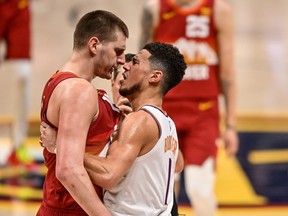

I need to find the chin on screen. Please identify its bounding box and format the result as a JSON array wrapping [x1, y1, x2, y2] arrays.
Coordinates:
[[103, 74, 112, 80]]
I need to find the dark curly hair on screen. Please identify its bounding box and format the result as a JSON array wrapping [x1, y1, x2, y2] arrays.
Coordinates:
[[143, 42, 186, 95]]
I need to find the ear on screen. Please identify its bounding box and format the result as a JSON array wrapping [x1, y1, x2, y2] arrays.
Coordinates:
[[149, 70, 163, 83], [88, 37, 100, 55]]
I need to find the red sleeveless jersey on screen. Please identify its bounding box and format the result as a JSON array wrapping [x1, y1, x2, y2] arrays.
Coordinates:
[[39, 72, 120, 214], [154, 0, 220, 99], [0, 0, 30, 59]]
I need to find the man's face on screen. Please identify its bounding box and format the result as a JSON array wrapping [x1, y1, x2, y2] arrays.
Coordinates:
[[119, 49, 151, 98], [95, 30, 126, 80]]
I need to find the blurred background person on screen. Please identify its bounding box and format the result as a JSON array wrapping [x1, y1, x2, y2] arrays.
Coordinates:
[[139, 0, 239, 215], [0, 0, 32, 165]]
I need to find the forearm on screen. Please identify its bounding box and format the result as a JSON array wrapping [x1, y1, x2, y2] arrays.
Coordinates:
[[84, 154, 118, 190], [139, 3, 155, 49], [221, 77, 237, 128], [175, 150, 184, 173], [57, 166, 111, 216], [220, 77, 239, 156], [216, 0, 237, 128]]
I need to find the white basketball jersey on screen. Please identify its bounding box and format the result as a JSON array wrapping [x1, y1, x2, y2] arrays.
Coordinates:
[[104, 105, 179, 216]]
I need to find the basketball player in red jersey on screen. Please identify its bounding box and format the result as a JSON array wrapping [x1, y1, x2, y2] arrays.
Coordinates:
[[36, 10, 128, 216], [0, 0, 32, 165], [139, 0, 239, 215]]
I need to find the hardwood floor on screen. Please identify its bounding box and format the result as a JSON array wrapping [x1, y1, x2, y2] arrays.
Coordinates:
[[0, 200, 288, 216]]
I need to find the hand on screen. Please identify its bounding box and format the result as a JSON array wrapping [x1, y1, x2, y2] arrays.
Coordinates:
[[222, 128, 239, 157], [116, 96, 133, 115], [39, 121, 57, 154]]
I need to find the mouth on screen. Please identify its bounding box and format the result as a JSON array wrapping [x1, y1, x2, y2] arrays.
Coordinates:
[[122, 72, 127, 80]]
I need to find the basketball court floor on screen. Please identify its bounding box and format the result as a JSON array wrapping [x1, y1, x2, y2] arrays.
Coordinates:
[[0, 136, 288, 216], [0, 200, 288, 216]]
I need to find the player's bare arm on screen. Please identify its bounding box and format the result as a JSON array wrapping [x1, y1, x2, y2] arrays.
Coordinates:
[[175, 150, 184, 173], [139, 0, 160, 49], [215, 0, 239, 156], [84, 110, 159, 189], [48, 78, 110, 216]]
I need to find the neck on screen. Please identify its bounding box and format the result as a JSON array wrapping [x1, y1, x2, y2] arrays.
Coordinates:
[[60, 51, 95, 82], [129, 96, 162, 112]]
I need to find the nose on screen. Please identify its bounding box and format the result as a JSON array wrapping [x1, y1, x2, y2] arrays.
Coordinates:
[[117, 53, 126, 65], [123, 62, 130, 71]]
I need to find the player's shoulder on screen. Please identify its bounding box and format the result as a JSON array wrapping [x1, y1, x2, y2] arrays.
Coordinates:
[[215, 0, 233, 15], [120, 109, 159, 143], [59, 77, 93, 91], [214, 0, 233, 28], [55, 77, 97, 102], [144, 0, 159, 8], [126, 109, 148, 120], [143, 0, 160, 15], [124, 108, 155, 126]]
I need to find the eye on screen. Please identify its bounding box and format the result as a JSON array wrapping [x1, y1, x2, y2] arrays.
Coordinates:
[[132, 58, 138, 65], [116, 49, 125, 57]]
